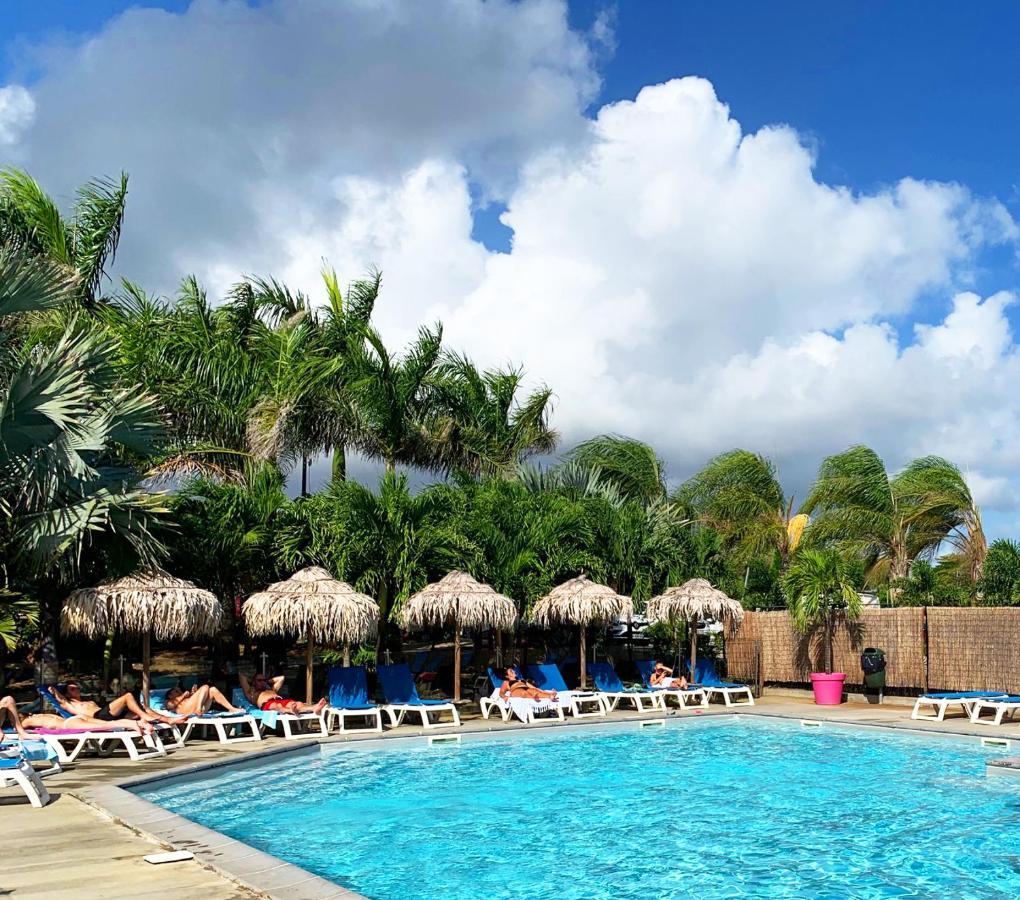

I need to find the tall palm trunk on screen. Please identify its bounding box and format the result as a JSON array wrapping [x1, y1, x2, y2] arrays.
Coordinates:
[[889, 529, 909, 604], [331, 445, 346, 482]]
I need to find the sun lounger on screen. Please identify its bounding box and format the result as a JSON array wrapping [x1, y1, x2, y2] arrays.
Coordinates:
[[26, 724, 165, 761], [691, 659, 754, 707], [0, 733, 62, 775], [324, 666, 383, 734], [634, 660, 709, 709], [526, 663, 608, 718], [968, 695, 1020, 726], [588, 662, 666, 713], [148, 689, 261, 744], [37, 684, 185, 749], [231, 689, 328, 740], [478, 668, 565, 725], [0, 748, 50, 808], [911, 690, 1007, 722], [377, 664, 461, 729]]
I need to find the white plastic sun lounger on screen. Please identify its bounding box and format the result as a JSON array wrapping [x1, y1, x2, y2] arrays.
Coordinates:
[[232, 689, 328, 740], [378, 664, 461, 730], [478, 669, 566, 725], [910, 691, 1007, 722], [588, 663, 667, 713], [967, 695, 1020, 726], [0, 749, 51, 808], [634, 661, 709, 710], [31, 726, 167, 762], [149, 689, 261, 745], [526, 664, 609, 718]]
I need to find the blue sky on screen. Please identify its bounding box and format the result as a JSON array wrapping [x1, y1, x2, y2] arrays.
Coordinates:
[[3, 1, 1020, 535]]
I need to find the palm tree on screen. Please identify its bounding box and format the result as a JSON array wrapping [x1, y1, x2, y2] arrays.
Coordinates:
[[566, 435, 667, 506], [782, 549, 862, 674], [347, 323, 448, 474], [678, 449, 807, 569], [290, 472, 466, 654], [803, 446, 982, 599], [433, 354, 558, 477], [0, 248, 168, 678], [0, 168, 128, 309]]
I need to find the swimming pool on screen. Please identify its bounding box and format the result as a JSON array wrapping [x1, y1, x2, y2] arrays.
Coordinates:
[[136, 718, 1020, 898]]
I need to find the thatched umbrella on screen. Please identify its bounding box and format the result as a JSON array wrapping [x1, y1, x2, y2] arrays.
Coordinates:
[[62, 569, 222, 707], [397, 571, 517, 701], [646, 578, 744, 680], [243, 567, 379, 703], [528, 575, 632, 688]]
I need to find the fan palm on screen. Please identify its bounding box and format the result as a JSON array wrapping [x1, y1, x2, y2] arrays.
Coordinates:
[[0, 248, 169, 676]]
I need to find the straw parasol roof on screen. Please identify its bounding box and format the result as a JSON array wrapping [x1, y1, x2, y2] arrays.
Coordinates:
[[243, 567, 379, 703], [244, 567, 379, 646], [62, 569, 222, 705], [646, 578, 744, 626], [398, 571, 518, 632], [62, 569, 222, 640], [528, 575, 631, 687], [646, 578, 743, 679], [397, 570, 518, 701], [529, 575, 632, 627]]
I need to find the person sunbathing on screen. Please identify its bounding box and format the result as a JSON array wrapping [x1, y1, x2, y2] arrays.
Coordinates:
[[499, 667, 558, 702], [164, 684, 243, 716], [19, 710, 156, 735], [240, 673, 327, 715], [0, 694, 30, 740], [649, 661, 688, 690], [49, 681, 186, 726]]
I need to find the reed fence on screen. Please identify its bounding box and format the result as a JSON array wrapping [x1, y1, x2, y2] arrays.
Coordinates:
[[723, 606, 1018, 693]]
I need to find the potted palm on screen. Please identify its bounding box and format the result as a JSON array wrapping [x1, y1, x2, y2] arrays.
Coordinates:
[[782, 549, 862, 705]]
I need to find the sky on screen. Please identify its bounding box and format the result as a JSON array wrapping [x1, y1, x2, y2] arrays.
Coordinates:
[[3, 0, 1020, 536]]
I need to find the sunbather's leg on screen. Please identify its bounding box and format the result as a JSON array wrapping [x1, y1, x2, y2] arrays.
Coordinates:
[[107, 692, 184, 725], [0, 695, 29, 740], [202, 685, 243, 713]]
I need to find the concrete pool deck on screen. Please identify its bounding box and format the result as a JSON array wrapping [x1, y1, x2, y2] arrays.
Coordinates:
[[4, 692, 1020, 899]]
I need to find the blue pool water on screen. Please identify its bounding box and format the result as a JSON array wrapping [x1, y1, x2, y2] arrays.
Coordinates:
[[136, 719, 1020, 898]]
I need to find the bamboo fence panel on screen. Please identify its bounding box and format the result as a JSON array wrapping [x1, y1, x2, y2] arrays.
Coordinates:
[[927, 607, 1020, 693], [725, 608, 926, 689]]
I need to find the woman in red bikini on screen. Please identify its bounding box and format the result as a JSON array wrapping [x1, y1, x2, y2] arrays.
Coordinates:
[[240, 673, 327, 715]]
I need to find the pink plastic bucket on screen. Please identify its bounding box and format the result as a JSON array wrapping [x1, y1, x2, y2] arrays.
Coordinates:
[[810, 672, 846, 705]]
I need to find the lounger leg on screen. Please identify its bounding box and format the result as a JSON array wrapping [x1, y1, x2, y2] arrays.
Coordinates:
[[11, 763, 49, 808]]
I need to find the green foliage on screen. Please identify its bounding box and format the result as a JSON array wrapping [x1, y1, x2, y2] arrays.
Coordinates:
[[980, 539, 1020, 605], [783, 548, 862, 673]]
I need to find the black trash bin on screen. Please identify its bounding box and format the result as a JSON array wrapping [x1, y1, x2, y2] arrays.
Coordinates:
[[861, 647, 886, 699]]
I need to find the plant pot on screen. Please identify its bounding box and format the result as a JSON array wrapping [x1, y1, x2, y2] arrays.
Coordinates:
[[810, 672, 846, 705]]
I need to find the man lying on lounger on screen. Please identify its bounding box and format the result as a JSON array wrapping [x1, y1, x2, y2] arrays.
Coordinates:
[[164, 684, 244, 716], [240, 673, 327, 715], [49, 681, 186, 726], [649, 662, 688, 690], [2, 693, 155, 736], [498, 666, 559, 703]]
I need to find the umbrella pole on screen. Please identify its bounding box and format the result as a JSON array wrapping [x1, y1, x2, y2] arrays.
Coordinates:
[[306, 627, 314, 704], [142, 632, 151, 708], [453, 614, 462, 702], [343, 642, 351, 668], [689, 614, 698, 683], [495, 630, 503, 667], [579, 625, 587, 689]]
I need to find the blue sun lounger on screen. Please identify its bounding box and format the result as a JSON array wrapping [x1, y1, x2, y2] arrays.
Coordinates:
[[692, 659, 754, 707], [587, 662, 666, 713], [377, 664, 461, 730], [325, 666, 383, 733], [526, 663, 607, 718], [231, 688, 328, 740], [634, 660, 709, 709], [911, 690, 1007, 722], [968, 694, 1020, 726]]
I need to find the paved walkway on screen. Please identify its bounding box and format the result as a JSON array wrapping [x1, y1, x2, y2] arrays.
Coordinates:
[[3, 694, 1018, 899]]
